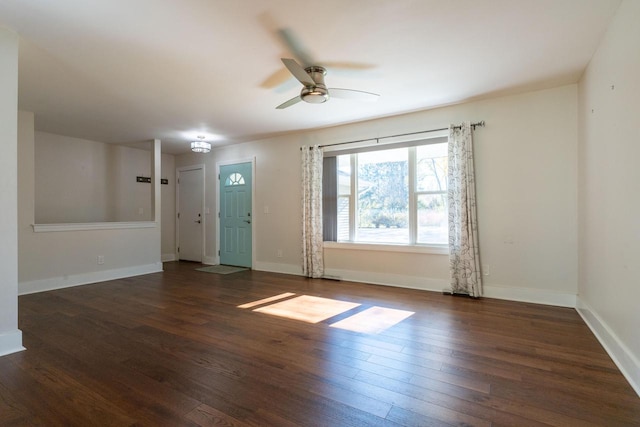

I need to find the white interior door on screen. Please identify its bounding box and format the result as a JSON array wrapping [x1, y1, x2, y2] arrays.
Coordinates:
[[177, 167, 204, 262]]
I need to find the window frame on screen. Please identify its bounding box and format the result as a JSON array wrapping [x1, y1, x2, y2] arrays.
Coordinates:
[[325, 136, 449, 252]]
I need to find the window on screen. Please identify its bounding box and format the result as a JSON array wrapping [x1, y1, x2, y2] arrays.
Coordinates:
[[225, 173, 245, 186], [325, 139, 448, 246]]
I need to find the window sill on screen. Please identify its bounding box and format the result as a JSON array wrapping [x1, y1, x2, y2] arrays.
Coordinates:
[[323, 241, 448, 255], [32, 221, 157, 233]]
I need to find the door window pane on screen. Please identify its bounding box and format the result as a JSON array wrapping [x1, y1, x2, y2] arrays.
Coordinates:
[[225, 173, 245, 186]]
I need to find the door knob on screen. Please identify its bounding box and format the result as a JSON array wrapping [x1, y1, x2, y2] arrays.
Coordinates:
[[244, 220, 251, 224], [195, 220, 201, 224]]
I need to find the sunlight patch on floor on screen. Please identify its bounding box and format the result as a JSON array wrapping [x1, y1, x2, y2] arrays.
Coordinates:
[[329, 306, 414, 334], [237, 292, 296, 309], [239, 293, 415, 334], [253, 295, 361, 324]]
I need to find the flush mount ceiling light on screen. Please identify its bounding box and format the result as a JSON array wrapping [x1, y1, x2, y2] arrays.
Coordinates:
[[191, 135, 211, 153]]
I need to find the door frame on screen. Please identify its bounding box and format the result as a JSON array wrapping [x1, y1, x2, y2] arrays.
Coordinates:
[[215, 157, 256, 267], [176, 164, 206, 262]]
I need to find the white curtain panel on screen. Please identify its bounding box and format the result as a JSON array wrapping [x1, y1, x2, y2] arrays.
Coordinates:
[[448, 122, 482, 297], [301, 145, 324, 278]]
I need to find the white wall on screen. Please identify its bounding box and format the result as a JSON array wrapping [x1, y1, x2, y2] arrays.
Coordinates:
[[176, 84, 578, 306], [0, 26, 23, 356], [18, 113, 163, 294], [110, 143, 153, 222], [577, 0, 640, 396], [161, 153, 176, 260], [35, 132, 153, 223]]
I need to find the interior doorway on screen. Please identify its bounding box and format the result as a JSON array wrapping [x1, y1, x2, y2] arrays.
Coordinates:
[[176, 165, 205, 262]]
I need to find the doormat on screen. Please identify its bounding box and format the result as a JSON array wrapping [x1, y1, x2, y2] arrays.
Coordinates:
[[196, 265, 249, 275]]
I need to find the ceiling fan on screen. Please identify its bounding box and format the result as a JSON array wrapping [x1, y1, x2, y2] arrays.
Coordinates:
[[276, 58, 380, 109]]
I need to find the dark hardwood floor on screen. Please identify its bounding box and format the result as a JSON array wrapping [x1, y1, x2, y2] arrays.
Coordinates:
[[1, 261, 639, 426]]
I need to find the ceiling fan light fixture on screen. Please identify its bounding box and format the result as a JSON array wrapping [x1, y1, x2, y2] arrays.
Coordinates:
[[300, 65, 329, 104], [276, 59, 378, 109], [301, 86, 329, 104], [191, 135, 211, 153]]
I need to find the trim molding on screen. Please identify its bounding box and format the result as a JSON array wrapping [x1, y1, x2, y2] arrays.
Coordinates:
[[324, 241, 449, 255], [0, 329, 25, 357], [32, 221, 157, 232], [576, 297, 640, 398], [19, 263, 163, 295], [257, 265, 578, 308], [173, 256, 215, 264], [483, 284, 576, 308], [323, 268, 448, 292], [253, 261, 303, 276], [161, 253, 176, 262], [253, 265, 475, 282]]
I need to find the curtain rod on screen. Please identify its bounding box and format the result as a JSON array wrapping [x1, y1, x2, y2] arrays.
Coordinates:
[[301, 121, 485, 150]]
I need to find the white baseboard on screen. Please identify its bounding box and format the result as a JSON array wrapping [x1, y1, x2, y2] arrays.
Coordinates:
[[19, 262, 164, 295], [253, 261, 303, 276], [265, 266, 577, 308], [323, 268, 448, 292], [0, 329, 25, 357], [161, 253, 176, 262], [171, 256, 215, 265], [576, 297, 640, 398], [322, 270, 578, 308], [483, 284, 576, 308], [202, 256, 217, 265]]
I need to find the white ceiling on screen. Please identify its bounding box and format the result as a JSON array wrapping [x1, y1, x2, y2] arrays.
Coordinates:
[[0, 0, 621, 154]]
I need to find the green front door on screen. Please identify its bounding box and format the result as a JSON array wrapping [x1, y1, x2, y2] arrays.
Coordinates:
[[219, 163, 252, 267]]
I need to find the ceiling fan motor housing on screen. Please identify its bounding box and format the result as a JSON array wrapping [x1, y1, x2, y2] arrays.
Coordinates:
[[301, 66, 329, 103]]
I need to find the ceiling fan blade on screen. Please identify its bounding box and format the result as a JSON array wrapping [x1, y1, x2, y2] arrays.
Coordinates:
[[281, 58, 315, 86], [261, 68, 294, 89], [329, 88, 380, 102], [276, 96, 302, 110], [322, 62, 376, 72], [277, 28, 315, 67]]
